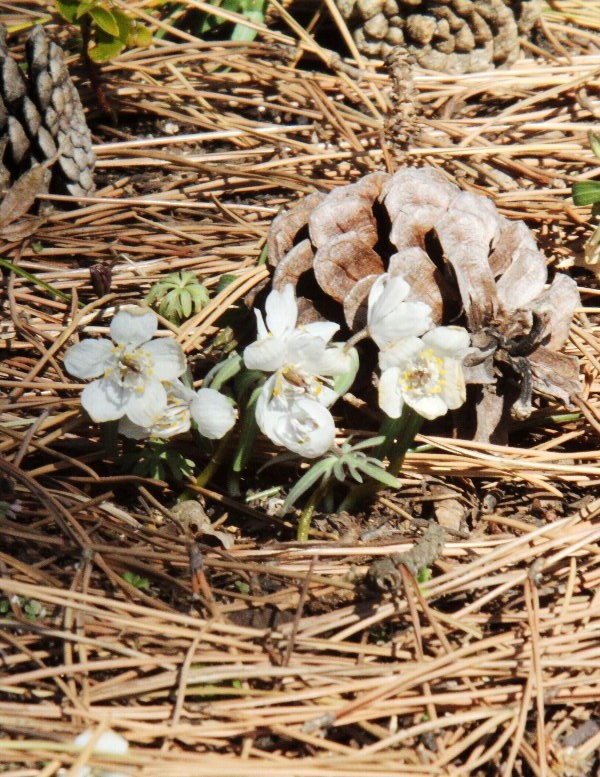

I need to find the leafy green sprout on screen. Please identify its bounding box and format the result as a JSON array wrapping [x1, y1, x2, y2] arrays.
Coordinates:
[[281, 437, 403, 541], [145, 271, 210, 324], [55, 0, 152, 62], [123, 571, 150, 590]]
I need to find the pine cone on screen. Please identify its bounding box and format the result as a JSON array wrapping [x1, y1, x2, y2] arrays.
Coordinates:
[[336, 0, 542, 73], [0, 24, 95, 199], [267, 167, 580, 442]]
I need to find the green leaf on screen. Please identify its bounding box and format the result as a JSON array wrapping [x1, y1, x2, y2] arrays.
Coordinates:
[[231, 8, 263, 42], [88, 5, 120, 37], [55, 0, 80, 23], [111, 7, 134, 41], [572, 180, 600, 206], [88, 35, 125, 62], [590, 132, 600, 159], [350, 435, 386, 452], [206, 353, 243, 391], [358, 461, 402, 488], [215, 273, 237, 294], [123, 571, 150, 590], [179, 288, 193, 319], [76, 0, 97, 19], [0, 258, 71, 302], [416, 567, 432, 584], [127, 21, 152, 47], [281, 458, 334, 515]]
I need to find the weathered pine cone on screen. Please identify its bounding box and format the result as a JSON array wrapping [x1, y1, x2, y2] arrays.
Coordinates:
[[336, 0, 542, 73], [0, 24, 95, 198], [267, 167, 580, 442]]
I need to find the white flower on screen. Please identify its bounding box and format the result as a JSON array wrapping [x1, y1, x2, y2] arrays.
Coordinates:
[[243, 284, 350, 408], [68, 728, 129, 777], [378, 327, 470, 420], [118, 379, 236, 440], [64, 307, 186, 427], [256, 391, 335, 458], [367, 273, 433, 350]]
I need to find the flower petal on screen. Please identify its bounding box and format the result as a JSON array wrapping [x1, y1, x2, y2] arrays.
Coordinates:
[[265, 284, 297, 337], [371, 301, 433, 350], [422, 326, 470, 359], [124, 379, 167, 427], [407, 393, 448, 420], [110, 307, 157, 347], [286, 330, 328, 372], [143, 338, 187, 380], [301, 320, 339, 343], [367, 273, 410, 320], [81, 378, 129, 422], [64, 338, 114, 379], [118, 416, 150, 440], [243, 337, 287, 372], [378, 336, 423, 372], [255, 309, 268, 340], [191, 388, 237, 439], [440, 358, 466, 410], [378, 367, 404, 419], [263, 395, 335, 457]]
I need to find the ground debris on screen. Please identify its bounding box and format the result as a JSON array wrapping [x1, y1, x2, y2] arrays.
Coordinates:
[[367, 521, 446, 591]]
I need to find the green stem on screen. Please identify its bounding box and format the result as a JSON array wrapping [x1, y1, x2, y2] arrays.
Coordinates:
[[193, 431, 232, 489], [297, 482, 328, 542], [339, 406, 423, 512]]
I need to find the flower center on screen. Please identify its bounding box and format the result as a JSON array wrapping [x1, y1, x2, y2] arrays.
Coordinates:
[[106, 345, 154, 392], [273, 366, 323, 400], [289, 412, 318, 444], [400, 349, 445, 398]]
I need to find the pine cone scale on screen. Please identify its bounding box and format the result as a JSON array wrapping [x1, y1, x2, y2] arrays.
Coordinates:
[[0, 24, 95, 200]]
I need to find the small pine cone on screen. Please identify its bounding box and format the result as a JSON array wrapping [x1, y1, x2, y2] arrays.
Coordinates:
[[0, 24, 95, 199], [267, 167, 580, 442], [337, 0, 542, 73]]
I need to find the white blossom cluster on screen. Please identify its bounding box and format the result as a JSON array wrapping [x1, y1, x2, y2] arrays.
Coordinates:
[[64, 276, 469, 461], [243, 276, 470, 458], [64, 307, 236, 441]]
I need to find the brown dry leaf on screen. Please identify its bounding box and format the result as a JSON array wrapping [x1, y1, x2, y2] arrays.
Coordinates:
[[0, 164, 50, 228], [430, 485, 467, 533], [171, 500, 234, 550]]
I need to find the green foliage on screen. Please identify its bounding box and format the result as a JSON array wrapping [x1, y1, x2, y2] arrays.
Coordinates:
[[123, 571, 150, 590], [416, 567, 432, 584], [572, 131, 600, 212], [120, 439, 195, 482], [195, 0, 265, 42], [0, 596, 46, 619], [572, 131, 600, 266], [55, 0, 152, 62], [281, 437, 402, 516], [145, 271, 210, 324]]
